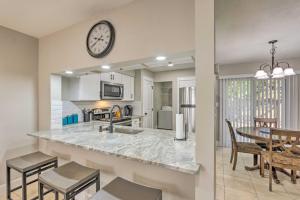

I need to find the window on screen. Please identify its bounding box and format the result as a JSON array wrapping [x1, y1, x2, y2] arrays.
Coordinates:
[[219, 77, 285, 147], [255, 79, 285, 127]]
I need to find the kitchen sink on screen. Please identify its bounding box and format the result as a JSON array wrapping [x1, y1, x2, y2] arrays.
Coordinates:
[[114, 127, 143, 134]]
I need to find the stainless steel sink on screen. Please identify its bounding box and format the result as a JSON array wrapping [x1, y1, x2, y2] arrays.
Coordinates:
[[114, 127, 143, 134]]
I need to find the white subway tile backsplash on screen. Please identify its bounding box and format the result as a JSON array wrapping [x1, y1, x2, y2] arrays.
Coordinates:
[[51, 100, 62, 129], [50, 100, 143, 128], [63, 101, 83, 122]]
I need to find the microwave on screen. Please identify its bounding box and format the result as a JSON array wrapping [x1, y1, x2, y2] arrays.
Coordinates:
[[100, 81, 124, 100]]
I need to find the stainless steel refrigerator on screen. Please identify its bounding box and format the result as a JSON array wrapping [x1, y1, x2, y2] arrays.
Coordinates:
[[179, 87, 196, 135]]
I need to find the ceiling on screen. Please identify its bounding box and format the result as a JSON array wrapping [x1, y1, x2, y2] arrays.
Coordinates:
[[60, 51, 195, 76], [0, 0, 135, 38], [216, 0, 300, 65]]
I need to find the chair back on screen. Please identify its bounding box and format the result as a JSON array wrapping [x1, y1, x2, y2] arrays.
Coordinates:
[[254, 118, 277, 128], [269, 129, 300, 167], [225, 119, 237, 149]]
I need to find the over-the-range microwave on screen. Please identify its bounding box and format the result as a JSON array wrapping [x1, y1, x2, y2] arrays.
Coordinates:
[[100, 81, 124, 100]]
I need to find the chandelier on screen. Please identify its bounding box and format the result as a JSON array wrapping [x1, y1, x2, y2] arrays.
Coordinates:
[[254, 40, 295, 79]]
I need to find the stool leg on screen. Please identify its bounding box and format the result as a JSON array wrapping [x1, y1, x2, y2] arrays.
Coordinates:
[[55, 191, 59, 200], [96, 174, 100, 192], [6, 166, 11, 200], [22, 173, 27, 200], [39, 182, 44, 200]]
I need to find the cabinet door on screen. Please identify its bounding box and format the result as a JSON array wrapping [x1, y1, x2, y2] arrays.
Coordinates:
[[129, 76, 135, 100], [79, 74, 100, 100], [100, 73, 113, 82], [112, 72, 122, 83], [122, 75, 131, 100]]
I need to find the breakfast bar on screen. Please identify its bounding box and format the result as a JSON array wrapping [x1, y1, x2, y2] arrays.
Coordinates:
[[28, 122, 199, 200]]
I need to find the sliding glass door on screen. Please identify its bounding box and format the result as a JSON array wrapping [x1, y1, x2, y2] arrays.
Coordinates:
[[219, 77, 285, 147]]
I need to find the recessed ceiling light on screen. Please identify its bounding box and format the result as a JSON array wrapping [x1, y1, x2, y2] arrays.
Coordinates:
[[65, 70, 73, 74], [101, 65, 111, 69], [156, 56, 167, 61], [167, 62, 174, 67]]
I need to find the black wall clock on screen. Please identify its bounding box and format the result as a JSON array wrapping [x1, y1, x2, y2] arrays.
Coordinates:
[[86, 20, 115, 58]]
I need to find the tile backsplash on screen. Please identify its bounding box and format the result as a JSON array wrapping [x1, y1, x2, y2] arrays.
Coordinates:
[[51, 100, 63, 129], [51, 99, 143, 128]]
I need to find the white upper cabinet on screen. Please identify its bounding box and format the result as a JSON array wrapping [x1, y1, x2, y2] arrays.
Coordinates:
[[100, 72, 122, 83], [78, 73, 100, 101], [100, 72, 112, 82], [112, 72, 122, 83], [122, 75, 134, 101]]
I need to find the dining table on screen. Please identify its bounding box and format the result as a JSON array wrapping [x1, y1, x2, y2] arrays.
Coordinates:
[[236, 127, 299, 184]]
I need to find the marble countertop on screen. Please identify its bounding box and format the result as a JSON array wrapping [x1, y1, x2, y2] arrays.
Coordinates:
[[28, 122, 199, 174]]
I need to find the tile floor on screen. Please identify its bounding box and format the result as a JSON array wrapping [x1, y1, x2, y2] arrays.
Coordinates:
[[217, 147, 300, 200]]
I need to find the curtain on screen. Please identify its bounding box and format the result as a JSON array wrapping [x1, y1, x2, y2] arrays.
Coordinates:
[[285, 75, 300, 129], [254, 79, 285, 127], [219, 77, 285, 147], [219, 78, 254, 147]]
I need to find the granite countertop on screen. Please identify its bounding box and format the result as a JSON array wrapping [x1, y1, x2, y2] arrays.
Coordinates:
[[28, 122, 200, 174]]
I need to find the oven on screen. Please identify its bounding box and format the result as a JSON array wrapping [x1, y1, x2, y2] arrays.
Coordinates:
[[100, 81, 124, 100]]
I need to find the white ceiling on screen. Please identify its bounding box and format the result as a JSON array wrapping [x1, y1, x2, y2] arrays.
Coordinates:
[[60, 51, 195, 76], [216, 0, 300, 65], [0, 0, 135, 38]]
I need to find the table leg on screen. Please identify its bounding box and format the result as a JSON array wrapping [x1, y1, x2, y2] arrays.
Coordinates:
[[272, 167, 280, 184]]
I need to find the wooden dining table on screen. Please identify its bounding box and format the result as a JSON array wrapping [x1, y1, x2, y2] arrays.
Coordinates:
[[236, 127, 270, 142], [236, 127, 299, 184]]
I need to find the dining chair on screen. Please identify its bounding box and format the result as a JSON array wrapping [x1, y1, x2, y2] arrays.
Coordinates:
[[225, 119, 263, 170], [261, 129, 300, 191], [254, 118, 278, 129], [254, 118, 278, 164]]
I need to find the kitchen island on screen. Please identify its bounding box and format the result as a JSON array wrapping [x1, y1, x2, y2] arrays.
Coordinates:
[[28, 122, 199, 200]]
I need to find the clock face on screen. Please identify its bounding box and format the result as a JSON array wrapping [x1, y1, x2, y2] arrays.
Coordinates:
[[86, 20, 115, 58]]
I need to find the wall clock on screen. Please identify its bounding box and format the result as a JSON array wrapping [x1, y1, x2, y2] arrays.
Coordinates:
[[86, 20, 115, 58]]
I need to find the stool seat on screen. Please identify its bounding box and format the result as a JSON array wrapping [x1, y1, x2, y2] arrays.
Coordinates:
[[90, 177, 162, 200], [6, 151, 57, 173], [39, 161, 99, 193]]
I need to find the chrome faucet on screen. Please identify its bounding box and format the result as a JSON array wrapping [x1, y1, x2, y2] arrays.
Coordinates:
[[109, 105, 122, 133]]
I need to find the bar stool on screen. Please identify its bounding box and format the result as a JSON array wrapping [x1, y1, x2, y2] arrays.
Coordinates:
[[6, 151, 58, 200], [90, 177, 162, 200], [38, 161, 100, 200]]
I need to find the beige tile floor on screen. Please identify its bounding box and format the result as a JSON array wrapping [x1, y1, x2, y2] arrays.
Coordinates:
[[217, 147, 300, 200]]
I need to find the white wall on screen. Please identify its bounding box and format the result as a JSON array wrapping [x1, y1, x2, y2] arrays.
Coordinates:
[[38, 0, 195, 130], [154, 69, 195, 130], [0, 26, 38, 190]]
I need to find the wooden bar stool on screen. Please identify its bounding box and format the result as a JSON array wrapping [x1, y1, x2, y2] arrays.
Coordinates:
[[38, 161, 100, 200], [6, 151, 58, 200], [90, 177, 162, 200]]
